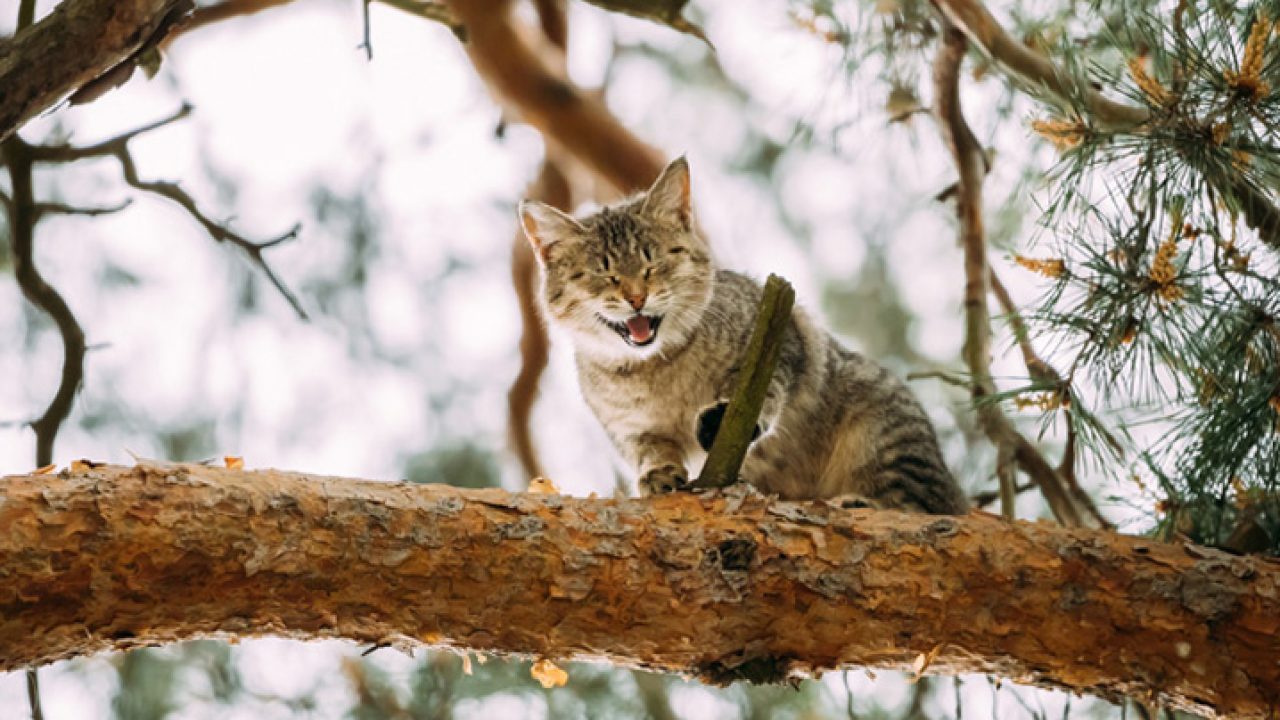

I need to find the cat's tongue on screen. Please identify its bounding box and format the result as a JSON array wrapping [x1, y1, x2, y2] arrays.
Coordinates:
[[625, 315, 653, 344]]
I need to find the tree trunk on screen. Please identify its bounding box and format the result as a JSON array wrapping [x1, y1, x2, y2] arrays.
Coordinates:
[[2, 464, 1277, 717], [0, 0, 187, 141]]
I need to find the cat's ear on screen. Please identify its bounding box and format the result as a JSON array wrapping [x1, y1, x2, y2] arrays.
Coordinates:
[[642, 155, 692, 229], [519, 200, 583, 263]]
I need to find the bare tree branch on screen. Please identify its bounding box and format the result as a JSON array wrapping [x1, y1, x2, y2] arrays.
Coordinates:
[[26, 105, 308, 319], [33, 198, 133, 219], [3, 463, 1278, 718]]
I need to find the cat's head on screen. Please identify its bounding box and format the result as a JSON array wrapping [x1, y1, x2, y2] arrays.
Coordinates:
[[519, 157, 713, 362]]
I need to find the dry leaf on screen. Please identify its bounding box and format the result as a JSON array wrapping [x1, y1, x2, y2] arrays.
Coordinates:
[[912, 644, 944, 680], [70, 459, 92, 473], [34, 463, 56, 475], [225, 456, 244, 470], [531, 658, 568, 688], [528, 477, 559, 494], [461, 653, 473, 675]]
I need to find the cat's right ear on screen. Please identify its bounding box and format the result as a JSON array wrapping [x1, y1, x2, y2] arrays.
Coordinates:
[[519, 200, 582, 264]]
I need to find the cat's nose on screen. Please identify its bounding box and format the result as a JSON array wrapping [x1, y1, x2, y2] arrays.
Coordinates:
[[625, 291, 647, 311]]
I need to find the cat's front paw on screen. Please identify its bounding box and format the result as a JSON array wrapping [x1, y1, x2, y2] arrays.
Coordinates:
[[638, 464, 689, 496]]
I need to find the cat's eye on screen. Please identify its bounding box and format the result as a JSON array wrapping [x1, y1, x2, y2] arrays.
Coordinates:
[[642, 246, 653, 262], [643, 268, 652, 280], [601, 257, 611, 271], [669, 247, 686, 254]]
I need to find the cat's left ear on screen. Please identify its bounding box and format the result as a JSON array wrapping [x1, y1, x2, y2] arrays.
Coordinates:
[[519, 200, 583, 263], [642, 155, 692, 230]]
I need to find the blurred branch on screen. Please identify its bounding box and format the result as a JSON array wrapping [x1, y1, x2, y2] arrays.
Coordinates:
[[169, 0, 295, 41], [26, 105, 309, 319], [443, 0, 665, 193], [928, 0, 1280, 250], [578, 0, 706, 42], [375, 0, 464, 40], [0, 0, 192, 140], [509, 158, 572, 481], [3, 462, 1278, 718], [932, 24, 1086, 527], [33, 198, 133, 219]]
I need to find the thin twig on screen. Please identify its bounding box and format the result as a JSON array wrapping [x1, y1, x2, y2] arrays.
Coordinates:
[[933, 23, 1085, 527], [989, 266, 1113, 529], [34, 198, 133, 219], [27, 105, 308, 319], [988, 267, 1060, 385], [693, 274, 795, 489]]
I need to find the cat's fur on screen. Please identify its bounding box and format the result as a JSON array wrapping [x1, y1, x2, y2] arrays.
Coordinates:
[[519, 157, 967, 514]]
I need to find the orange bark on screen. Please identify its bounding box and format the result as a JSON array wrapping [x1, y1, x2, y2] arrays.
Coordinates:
[[2, 464, 1278, 717], [443, 0, 666, 193]]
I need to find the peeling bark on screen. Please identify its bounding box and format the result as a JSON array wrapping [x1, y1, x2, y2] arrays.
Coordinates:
[[1, 464, 1278, 716], [0, 0, 187, 141]]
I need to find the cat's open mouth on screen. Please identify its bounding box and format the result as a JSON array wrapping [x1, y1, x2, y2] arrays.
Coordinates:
[[600, 314, 663, 347]]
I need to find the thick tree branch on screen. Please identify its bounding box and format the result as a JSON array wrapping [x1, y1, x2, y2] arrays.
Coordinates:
[[0, 0, 190, 141], [933, 26, 1088, 527], [1, 463, 1278, 717]]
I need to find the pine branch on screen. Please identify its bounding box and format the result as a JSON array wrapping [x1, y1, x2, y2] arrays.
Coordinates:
[[694, 274, 796, 489], [930, 0, 1280, 252]]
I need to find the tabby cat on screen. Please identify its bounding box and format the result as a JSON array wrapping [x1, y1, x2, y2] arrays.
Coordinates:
[[519, 157, 967, 514]]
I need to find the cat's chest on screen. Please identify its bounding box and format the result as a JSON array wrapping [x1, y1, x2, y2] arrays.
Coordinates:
[[579, 355, 720, 435]]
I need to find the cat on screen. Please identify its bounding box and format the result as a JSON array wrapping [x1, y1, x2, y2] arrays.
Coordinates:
[[518, 156, 967, 514]]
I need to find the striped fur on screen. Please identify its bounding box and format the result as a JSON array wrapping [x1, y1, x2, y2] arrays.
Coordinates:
[[520, 158, 967, 514]]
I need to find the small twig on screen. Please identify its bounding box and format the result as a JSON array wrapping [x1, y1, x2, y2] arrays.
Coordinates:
[[906, 369, 971, 389], [374, 0, 466, 40], [26, 666, 43, 720], [163, 0, 297, 46], [359, 0, 374, 59], [972, 480, 1034, 509], [34, 198, 133, 219], [693, 274, 795, 489], [988, 267, 1060, 385], [989, 266, 1112, 529], [27, 105, 308, 319]]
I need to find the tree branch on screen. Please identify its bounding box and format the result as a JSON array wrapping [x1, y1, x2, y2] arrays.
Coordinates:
[[2, 140, 87, 471], [1, 463, 1277, 717], [694, 274, 795, 488], [932, 25, 1088, 527], [443, 0, 665, 194], [26, 105, 308, 319], [0, 0, 190, 141], [929, 0, 1280, 252]]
